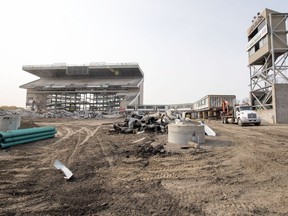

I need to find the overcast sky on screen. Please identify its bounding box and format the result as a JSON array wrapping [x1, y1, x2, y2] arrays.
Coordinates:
[[0, 0, 287, 107]]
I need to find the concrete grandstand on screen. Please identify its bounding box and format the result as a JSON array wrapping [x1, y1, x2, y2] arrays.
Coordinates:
[[20, 63, 144, 111]]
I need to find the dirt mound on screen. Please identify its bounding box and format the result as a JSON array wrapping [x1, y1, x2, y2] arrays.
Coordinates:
[[19, 119, 40, 129]]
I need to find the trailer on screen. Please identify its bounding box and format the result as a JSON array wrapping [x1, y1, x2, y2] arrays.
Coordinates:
[[193, 95, 236, 119]]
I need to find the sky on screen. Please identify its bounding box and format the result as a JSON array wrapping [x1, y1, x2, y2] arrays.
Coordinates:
[[0, 0, 287, 107]]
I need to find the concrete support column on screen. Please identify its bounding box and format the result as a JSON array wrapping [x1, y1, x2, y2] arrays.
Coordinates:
[[202, 111, 208, 119], [202, 112, 205, 119], [208, 111, 212, 118]]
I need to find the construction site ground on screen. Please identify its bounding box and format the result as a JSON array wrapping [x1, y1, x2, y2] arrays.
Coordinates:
[[1, 117, 288, 215]]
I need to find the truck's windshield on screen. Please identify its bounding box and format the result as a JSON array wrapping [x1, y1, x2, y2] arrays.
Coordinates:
[[239, 106, 253, 111]]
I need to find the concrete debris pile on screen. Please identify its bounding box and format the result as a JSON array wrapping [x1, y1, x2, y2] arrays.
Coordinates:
[[0, 109, 44, 118], [43, 110, 122, 119], [111, 111, 178, 134], [0, 110, 20, 117], [19, 109, 43, 118], [12, 109, 123, 119], [136, 141, 166, 157], [44, 110, 76, 118]]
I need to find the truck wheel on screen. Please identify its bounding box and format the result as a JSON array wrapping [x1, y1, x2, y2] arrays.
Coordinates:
[[254, 122, 261, 126], [238, 119, 243, 126]]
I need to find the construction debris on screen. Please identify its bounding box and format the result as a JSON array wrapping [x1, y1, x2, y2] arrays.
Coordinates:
[[132, 137, 146, 144], [111, 110, 178, 134], [0, 109, 123, 119], [0, 110, 20, 117], [199, 121, 217, 136], [54, 160, 73, 180], [188, 141, 201, 149], [137, 141, 166, 157]]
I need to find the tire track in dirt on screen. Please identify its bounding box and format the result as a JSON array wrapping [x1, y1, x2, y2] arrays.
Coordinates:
[[152, 155, 187, 162], [95, 126, 115, 167], [52, 126, 81, 146], [198, 122, 282, 215], [162, 179, 212, 210], [124, 143, 248, 213], [46, 126, 86, 165], [138, 155, 201, 182], [162, 179, 258, 215], [205, 201, 258, 215], [47, 124, 103, 167], [67, 126, 94, 164], [4, 192, 59, 213], [79, 126, 102, 159], [78, 127, 93, 146], [0, 122, 103, 214]]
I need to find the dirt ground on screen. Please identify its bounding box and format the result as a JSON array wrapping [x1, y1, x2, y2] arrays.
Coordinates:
[[1, 117, 288, 215]]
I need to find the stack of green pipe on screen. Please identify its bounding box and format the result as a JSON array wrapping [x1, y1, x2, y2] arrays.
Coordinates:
[[0, 126, 56, 149]]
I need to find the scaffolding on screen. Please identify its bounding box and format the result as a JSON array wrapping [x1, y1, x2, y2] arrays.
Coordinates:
[[249, 10, 288, 109]]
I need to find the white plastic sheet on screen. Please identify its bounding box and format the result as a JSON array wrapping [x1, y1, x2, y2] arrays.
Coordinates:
[[54, 160, 73, 180], [199, 121, 216, 136]]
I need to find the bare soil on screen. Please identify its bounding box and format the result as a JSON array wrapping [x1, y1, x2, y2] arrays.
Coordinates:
[[1, 118, 288, 215]]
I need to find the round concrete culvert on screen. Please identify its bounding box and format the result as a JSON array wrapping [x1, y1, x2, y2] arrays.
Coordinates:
[[168, 123, 205, 145], [0, 116, 21, 131]]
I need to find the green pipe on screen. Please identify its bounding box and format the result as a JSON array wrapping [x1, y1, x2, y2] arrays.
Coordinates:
[[0, 127, 56, 139], [0, 134, 56, 149], [2, 131, 56, 143]]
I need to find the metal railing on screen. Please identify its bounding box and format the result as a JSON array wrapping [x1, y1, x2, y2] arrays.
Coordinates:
[[23, 62, 139, 69]]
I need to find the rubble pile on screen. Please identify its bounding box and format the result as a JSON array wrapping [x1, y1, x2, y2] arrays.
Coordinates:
[[136, 141, 166, 157], [43, 110, 122, 119], [0, 110, 20, 117], [11, 109, 123, 119], [112, 111, 178, 134], [44, 110, 77, 118], [19, 109, 43, 118]]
